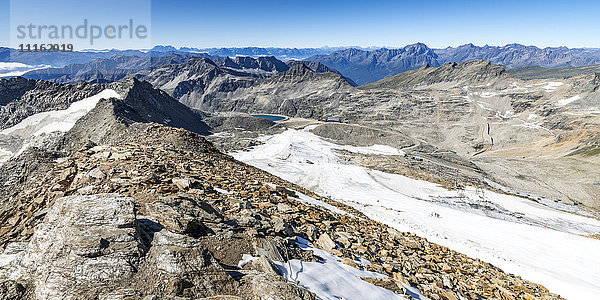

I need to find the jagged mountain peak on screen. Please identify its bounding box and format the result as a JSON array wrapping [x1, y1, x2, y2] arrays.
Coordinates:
[[284, 61, 314, 75], [402, 42, 435, 54], [186, 56, 220, 67], [150, 45, 179, 52], [233, 56, 289, 72], [288, 60, 342, 75], [271, 61, 353, 85], [266, 61, 319, 83], [223, 56, 241, 69], [121, 76, 155, 92]]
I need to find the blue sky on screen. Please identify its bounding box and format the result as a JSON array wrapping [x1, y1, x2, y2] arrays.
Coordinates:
[[1, 0, 599, 49]]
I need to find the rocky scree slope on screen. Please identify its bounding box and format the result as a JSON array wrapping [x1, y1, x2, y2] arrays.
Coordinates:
[[0, 75, 564, 298], [360, 62, 600, 209], [507, 64, 600, 80], [0, 120, 563, 299]]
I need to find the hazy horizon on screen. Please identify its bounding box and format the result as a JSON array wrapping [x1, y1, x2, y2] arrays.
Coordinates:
[[1, 0, 600, 49], [3, 42, 600, 52]]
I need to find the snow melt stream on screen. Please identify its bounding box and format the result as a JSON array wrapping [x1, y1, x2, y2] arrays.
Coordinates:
[[232, 127, 600, 300]]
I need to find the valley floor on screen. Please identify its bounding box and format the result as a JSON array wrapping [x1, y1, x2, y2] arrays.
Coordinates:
[[232, 126, 600, 300]]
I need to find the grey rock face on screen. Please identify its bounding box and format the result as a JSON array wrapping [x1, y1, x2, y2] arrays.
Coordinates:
[[0, 194, 142, 299], [239, 273, 314, 300], [133, 227, 239, 298], [0, 77, 37, 106], [0, 192, 302, 299], [230, 56, 289, 72], [145, 195, 223, 237], [0, 187, 317, 299]]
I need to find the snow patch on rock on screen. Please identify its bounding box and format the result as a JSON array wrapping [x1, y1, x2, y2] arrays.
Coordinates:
[[0, 89, 121, 163], [274, 237, 413, 300]]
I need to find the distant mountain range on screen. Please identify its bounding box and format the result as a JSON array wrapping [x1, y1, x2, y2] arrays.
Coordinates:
[[307, 43, 441, 85], [20, 54, 354, 87], [174, 46, 350, 60], [0, 47, 158, 68], [21, 54, 199, 83], [4, 43, 600, 85], [0, 46, 347, 68], [435, 43, 600, 68], [308, 43, 600, 85]]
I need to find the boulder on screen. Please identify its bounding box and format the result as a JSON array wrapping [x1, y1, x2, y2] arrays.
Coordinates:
[[22, 194, 143, 299], [240, 273, 314, 300], [144, 195, 223, 237], [316, 233, 337, 251]]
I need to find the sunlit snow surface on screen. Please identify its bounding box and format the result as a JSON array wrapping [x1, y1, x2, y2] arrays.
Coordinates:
[[558, 95, 581, 106], [232, 127, 600, 300], [274, 237, 417, 300]]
